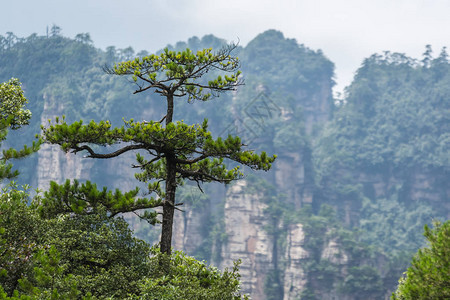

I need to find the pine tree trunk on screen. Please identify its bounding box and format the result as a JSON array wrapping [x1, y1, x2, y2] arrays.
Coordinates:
[[160, 155, 176, 255], [160, 93, 176, 255]]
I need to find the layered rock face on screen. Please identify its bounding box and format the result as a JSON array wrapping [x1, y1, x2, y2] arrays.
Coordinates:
[[219, 181, 273, 299], [274, 152, 313, 210], [36, 93, 93, 190], [283, 224, 308, 300], [168, 85, 334, 300], [36, 92, 139, 193]]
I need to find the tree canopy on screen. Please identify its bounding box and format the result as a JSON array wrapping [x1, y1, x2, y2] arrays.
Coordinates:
[[0, 78, 31, 129], [392, 220, 450, 299], [315, 49, 450, 175], [0, 182, 249, 299], [0, 78, 40, 181]]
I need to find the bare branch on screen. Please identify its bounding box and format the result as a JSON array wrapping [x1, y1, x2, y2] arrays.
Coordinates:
[[175, 167, 233, 184], [158, 115, 166, 123], [109, 200, 164, 218], [162, 200, 185, 212], [73, 144, 147, 159], [173, 154, 208, 164], [132, 155, 162, 168], [195, 180, 204, 193]]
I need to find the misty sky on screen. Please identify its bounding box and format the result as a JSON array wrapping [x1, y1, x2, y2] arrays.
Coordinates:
[[2, 0, 450, 96]]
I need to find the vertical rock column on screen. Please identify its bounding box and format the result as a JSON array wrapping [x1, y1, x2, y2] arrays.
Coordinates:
[[283, 223, 309, 300], [219, 181, 274, 300], [36, 93, 94, 191]]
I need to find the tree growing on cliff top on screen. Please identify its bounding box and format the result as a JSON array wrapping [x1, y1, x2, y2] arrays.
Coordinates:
[[41, 45, 276, 254]]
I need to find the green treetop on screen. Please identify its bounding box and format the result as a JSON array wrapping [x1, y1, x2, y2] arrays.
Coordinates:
[[0, 78, 31, 129], [41, 45, 276, 254], [392, 220, 450, 299], [0, 78, 40, 181]]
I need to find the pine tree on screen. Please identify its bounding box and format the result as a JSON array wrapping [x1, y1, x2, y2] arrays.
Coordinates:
[[41, 45, 276, 254]]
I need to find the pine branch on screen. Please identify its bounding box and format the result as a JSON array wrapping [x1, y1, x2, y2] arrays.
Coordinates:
[[73, 144, 147, 158]]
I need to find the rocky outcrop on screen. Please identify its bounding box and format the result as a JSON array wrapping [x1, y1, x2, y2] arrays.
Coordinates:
[[218, 181, 274, 300], [283, 223, 308, 300], [36, 144, 94, 190], [36, 92, 152, 193], [296, 78, 333, 136], [172, 202, 208, 254], [274, 152, 313, 210], [36, 92, 94, 190], [408, 168, 450, 218]]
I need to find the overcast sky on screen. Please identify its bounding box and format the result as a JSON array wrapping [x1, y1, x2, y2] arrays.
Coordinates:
[[2, 0, 450, 96]]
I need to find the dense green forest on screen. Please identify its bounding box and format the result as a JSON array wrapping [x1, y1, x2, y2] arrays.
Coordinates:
[[0, 28, 448, 299], [315, 48, 449, 251]]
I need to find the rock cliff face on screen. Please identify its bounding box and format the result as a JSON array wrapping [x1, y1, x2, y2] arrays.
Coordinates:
[[36, 93, 94, 190], [408, 168, 450, 218], [219, 181, 273, 299], [274, 152, 306, 210], [167, 75, 334, 299], [36, 92, 139, 192], [172, 201, 211, 255], [283, 224, 308, 300], [297, 79, 333, 136]]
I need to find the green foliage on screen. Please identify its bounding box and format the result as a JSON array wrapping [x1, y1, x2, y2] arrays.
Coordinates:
[[240, 30, 334, 92], [316, 49, 450, 173], [111, 46, 242, 103], [0, 183, 152, 299], [136, 249, 249, 300], [38, 179, 161, 225], [263, 269, 283, 300], [0, 31, 99, 108], [0, 184, 83, 299], [339, 266, 383, 298], [312, 49, 449, 298], [42, 118, 274, 175], [359, 196, 433, 254], [166, 35, 230, 54], [41, 117, 275, 227], [0, 183, 45, 296], [42, 212, 152, 298], [0, 183, 248, 299], [15, 246, 89, 300], [0, 78, 40, 183], [0, 78, 31, 129], [0, 32, 110, 184], [273, 118, 308, 152], [176, 183, 210, 209], [392, 220, 450, 300]]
